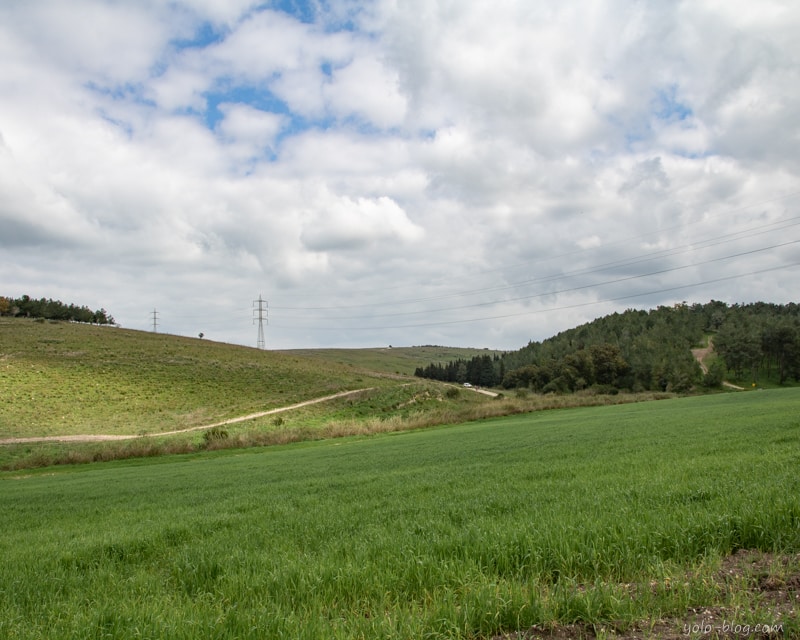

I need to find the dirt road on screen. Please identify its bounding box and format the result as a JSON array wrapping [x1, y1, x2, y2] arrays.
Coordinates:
[[0, 388, 374, 446], [691, 338, 744, 390]]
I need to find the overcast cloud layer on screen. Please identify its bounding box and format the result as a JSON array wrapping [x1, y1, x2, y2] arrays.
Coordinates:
[[1, 0, 799, 349]]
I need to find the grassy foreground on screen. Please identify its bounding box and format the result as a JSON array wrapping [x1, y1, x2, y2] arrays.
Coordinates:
[[1, 389, 798, 639]]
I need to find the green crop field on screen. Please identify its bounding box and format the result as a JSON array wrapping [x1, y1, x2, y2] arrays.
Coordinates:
[[2, 389, 798, 639]]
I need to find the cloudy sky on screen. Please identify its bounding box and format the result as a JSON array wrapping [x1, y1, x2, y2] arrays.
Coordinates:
[[1, 0, 799, 350]]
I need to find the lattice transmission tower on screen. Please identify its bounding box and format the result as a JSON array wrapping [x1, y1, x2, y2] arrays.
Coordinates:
[[253, 295, 268, 349]]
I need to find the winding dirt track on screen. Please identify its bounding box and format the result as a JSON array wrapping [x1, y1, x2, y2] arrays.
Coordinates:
[[691, 338, 745, 390], [0, 388, 374, 446]]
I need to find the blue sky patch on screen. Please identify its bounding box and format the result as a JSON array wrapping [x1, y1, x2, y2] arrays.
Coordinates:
[[269, 0, 317, 24], [202, 81, 336, 148], [653, 85, 692, 121], [204, 83, 291, 130], [85, 81, 156, 104], [267, 0, 360, 32], [171, 20, 227, 51]]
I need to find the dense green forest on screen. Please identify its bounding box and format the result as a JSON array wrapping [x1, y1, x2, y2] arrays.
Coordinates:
[[0, 295, 115, 325], [415, 301, 800, 392]]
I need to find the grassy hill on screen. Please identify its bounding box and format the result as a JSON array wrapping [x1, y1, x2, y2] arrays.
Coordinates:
[[280, 345, 504, 376], [1, 319, 516, 469], [0, 317, 395, 439], [2, 389, 798, 639], [0, 316, 754, 473]]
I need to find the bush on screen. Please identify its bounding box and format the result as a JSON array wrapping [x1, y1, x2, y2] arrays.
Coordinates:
[[445, 387, 460, 399], [203, 427, 229, 445], [590, 384, 619, 395], [702, 361, 725, 388]]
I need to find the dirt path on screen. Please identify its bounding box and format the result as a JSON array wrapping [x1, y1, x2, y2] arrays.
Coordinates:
[[691, 338, 745, 390], [0, 388, 374, 446], [469, 386, 500, 397], [691, 343, 712, 375]]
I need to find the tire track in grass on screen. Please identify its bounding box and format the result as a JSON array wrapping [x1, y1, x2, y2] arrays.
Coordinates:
[[0, 388, 375, 445]]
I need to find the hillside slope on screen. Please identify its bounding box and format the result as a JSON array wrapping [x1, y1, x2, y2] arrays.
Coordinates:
[[0, 318, 393, 439], [417, 301, 800, 392], [281, 345, 503, 376]]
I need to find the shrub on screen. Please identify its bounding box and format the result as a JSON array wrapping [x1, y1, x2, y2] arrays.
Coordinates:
[[590, 384, 619, 395], [702, 361, 725, 388], [203, 427, 229, 445]]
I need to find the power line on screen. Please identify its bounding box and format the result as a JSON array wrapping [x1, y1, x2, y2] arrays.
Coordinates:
[[269, 261, 800, 331], [253, 295, 268, 349], [271, 213, 800, 312], [150, 308, 159, 333], [274, 239, 799, 321], [270, 190, 800, 307]]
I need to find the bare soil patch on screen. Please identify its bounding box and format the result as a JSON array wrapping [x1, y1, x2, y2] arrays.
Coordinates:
[[692, 344, 713, 375], [495, 550, 799, 639]]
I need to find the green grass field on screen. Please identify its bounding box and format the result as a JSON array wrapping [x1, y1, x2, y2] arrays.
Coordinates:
[[2, 389, 798, 639]]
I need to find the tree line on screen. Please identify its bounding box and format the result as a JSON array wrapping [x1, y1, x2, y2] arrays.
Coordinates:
[[415, 301, 800, 392], [713, 304, 800, 385], [0, 295, 115, 325]]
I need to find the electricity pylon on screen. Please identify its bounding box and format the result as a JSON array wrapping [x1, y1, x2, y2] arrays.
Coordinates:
[[253, 295, 268, 349]]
